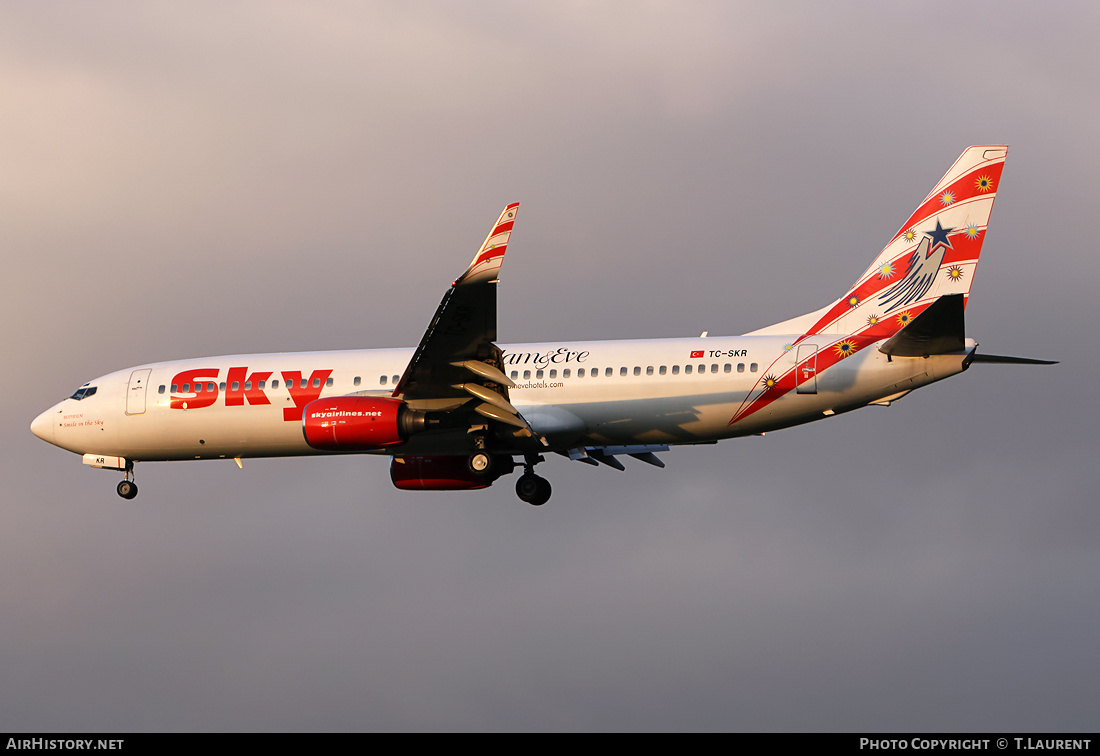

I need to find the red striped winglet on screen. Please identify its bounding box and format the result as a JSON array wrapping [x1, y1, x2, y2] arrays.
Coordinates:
[[459, 203, 520, 285]]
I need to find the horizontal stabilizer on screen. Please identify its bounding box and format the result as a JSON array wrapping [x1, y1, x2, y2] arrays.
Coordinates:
[[879, 294, 965, 357], [970, 353, 1058, 365]]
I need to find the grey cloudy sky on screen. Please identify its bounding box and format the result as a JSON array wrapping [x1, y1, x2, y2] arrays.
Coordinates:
[[3, 1, 1098, 731]]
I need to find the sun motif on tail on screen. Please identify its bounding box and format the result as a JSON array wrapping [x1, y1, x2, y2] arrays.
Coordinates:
[[834, 340, 858, 358]]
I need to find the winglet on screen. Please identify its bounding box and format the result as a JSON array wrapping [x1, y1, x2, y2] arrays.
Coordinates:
[[457, 203, 519, 285]]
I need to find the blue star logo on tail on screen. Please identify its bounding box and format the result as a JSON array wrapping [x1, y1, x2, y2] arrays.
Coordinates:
[[877, 223, 951, 313], [925, 219, 954, 252]]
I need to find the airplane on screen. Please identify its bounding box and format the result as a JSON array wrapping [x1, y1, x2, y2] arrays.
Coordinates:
[[31, 145, 1055, 506]]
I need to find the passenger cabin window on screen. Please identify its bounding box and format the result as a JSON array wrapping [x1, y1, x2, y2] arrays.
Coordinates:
[[392, 375, 399, 384], [158, 385, 165, 394], [672, 365, 680, 375], [232, 381, 240, 391], [312, 378, 321, 388], [536, 370, 544, 379], [549, 369, 556, 379], [510, 371, 518, 380], [634, 367, 641, 376], [724, 364, 731, 373], [711, 364, 718, 373], [353, 377, 361, 387], [271, 380, 279, 389], [738, 363, 745, 373], [605, 367, 612, 377], [326, 377, 334, 387], [577, 368, 585, 377], [219, 382, 226, 391], [563, 369, 570, 378], [750, 363, 758, 372], [659, 366, 667, 375], [523, 370, 531, 380], [259, 380, 266, 389], [620, 367, 628, 376], [685, 365, 692, 374], [380, 375, 388, 385]]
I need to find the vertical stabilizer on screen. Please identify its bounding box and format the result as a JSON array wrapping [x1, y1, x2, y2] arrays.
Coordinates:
[[749, 145, 1007, 339]]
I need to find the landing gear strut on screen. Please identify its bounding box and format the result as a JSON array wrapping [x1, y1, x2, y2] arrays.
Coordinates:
[[515, 453, 551, 506], [117, 463, 138, 499]]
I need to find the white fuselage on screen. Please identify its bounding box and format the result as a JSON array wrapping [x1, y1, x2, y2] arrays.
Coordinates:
[[32, 334, 969, 463]]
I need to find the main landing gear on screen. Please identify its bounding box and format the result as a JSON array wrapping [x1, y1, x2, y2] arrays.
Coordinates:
[[467, 450, 492, 475], [116, 463, 138, 500], [515, 453, 551, 506]]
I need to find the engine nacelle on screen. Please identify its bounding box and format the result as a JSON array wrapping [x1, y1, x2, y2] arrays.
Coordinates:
[[390, 455, 514, 491], [302, 396, 425, 451]]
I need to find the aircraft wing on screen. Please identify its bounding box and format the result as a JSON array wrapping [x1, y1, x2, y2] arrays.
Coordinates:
[[392, 204, 534, 433]]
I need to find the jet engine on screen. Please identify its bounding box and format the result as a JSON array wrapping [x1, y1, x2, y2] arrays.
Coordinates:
[[302, 396, 426, 451], [390, 455, 514, 491]]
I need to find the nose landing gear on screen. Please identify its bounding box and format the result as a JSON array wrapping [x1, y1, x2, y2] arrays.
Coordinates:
[[515, 454, 551, 506], [116, 463, 138, 500]]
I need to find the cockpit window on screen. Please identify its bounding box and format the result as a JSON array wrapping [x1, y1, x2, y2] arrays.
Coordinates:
[[70, 386, 97, 401]]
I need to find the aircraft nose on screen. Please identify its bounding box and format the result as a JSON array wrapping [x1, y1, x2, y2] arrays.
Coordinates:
[[31, 408, 56, 444]]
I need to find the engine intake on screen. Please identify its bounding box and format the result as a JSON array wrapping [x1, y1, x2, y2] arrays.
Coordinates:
[[302, 396, 425, 451]]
